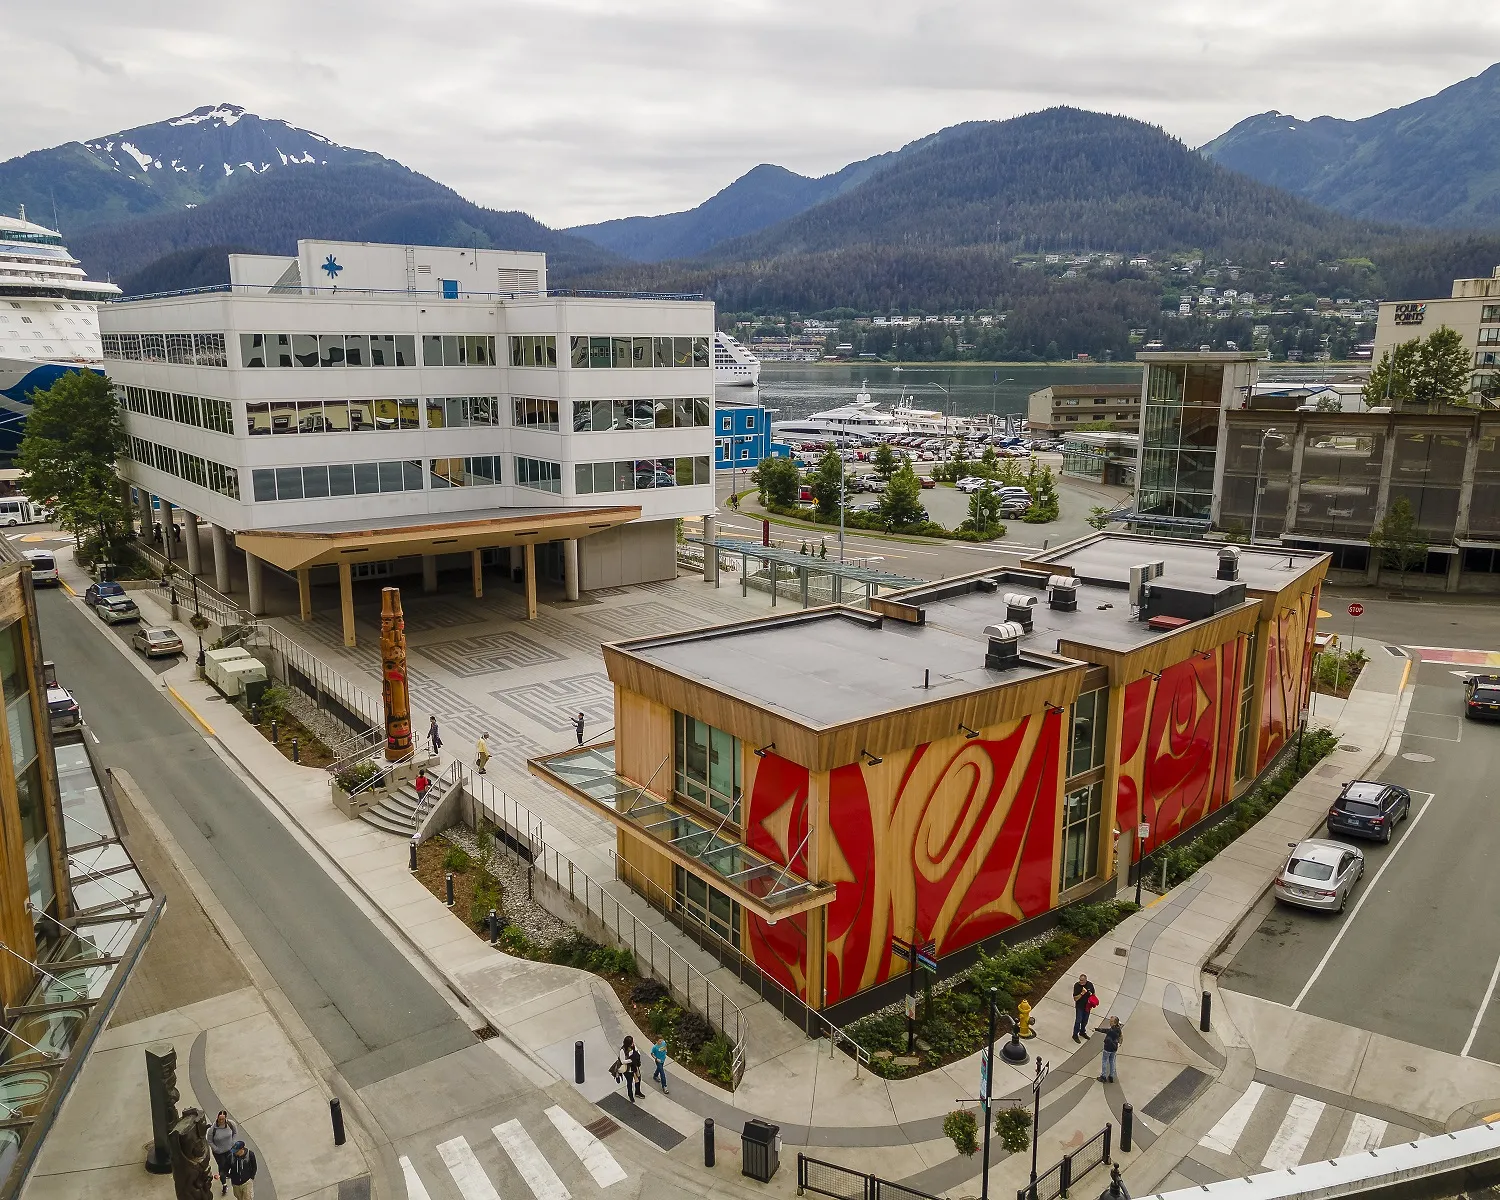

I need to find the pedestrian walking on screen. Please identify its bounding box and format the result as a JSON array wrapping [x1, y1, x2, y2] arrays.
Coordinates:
[[572, 711, 586, 746], [651, 1037, 669, 1093], [619, 1036, 641, 1103], [475, 732, 490, 775], [427, 715, 442, 756], [1098, 1016, 1122, 1083], [1072, 973, 1098, 1042], [628, 1039, 644, 1099], [414, 768, 430, 807], [227, 1141, 258, 1200], [207, 1111, 237, 1195]]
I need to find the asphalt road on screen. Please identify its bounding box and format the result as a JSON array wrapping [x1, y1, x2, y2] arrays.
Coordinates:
[[1221, 657, 1500, 1064], [35, 586, 477, 1091]]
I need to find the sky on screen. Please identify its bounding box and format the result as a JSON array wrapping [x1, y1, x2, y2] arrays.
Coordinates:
[[7, 0, 1500, 229]]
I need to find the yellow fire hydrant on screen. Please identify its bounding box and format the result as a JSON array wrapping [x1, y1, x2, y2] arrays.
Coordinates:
[[1017, 998, 1033, 1038]]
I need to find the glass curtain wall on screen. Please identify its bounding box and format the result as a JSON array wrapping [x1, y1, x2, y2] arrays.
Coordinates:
[[0, 621, 50, 915], [1137, 363, 1224, 523], [1295, 425, 1384, 537], [1218, 423, 1294, 538]]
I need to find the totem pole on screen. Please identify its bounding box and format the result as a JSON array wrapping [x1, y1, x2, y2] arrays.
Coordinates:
[[169, 1107, 214, 1200], [381, 587, 412, 761], [144, 1042, 180, 1173]]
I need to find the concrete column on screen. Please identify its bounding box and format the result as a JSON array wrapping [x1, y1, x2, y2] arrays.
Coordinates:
[[523, 543, 538, 619], [211, 524, 231, 594], [1446, 552, 1462, 593], [1283, 426, 1307, 534], [471, 549, 484, 599], [184, 512, 202, 576], [338, 560, 356, 648], [422, 554, 438, 594], [508, 544, 522, 580], [1367, 421, 1399, 586], [297, 568, 312, 622], [136, 489, 152, 542], [161, 501, 176, 559], [702, 515, 718, 584], [245, 550, 264, 616], [1454, 419, 1481, 541], [563, 539, 579, 602]]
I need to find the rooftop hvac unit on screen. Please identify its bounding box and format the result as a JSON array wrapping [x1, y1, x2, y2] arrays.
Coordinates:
[[1128, 561, 1165, 613], [1003, 592, 1037, 631], [1217, 545, 1241, 581], [983, 622, 1026, 671], [1047, 575, 1078, 612]]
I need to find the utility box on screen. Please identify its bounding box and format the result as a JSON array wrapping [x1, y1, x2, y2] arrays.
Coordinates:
[[203, 647, 253, 694], [218, 659, 267, 699], [741, 1119, 780, 1183]]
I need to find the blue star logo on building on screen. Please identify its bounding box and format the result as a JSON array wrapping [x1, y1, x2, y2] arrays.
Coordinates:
[[320, 254, 343, 280]]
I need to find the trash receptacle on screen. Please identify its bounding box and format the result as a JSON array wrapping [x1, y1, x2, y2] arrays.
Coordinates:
[[741, 1119, 780, 1182]]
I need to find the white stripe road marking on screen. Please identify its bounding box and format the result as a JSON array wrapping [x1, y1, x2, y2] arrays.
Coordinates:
[[1292, 790, 1437, 1011], [546, 1105, 628, 1188], [1463, 944, 1500, 1058], [437, 1136, 502, 1200], [495, 1119, 571, 1200], [1199, 1081, 1266, 1156], [1262, 1096, 1326, 1170], [399, 1156, 434, 1200], [1340, 1114, 1388, 1156]]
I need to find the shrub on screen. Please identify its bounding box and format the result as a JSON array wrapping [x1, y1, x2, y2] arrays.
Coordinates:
[[695, 1032, 736, 1086], [994, 1105, 1031, 1153], [468, 870, 501, 927], [675, 1010, 713, 1054], [257, 685, 293, 724], [444, 845, 473, 873], [646, 998, 681, 1039], [944, 1109, 980, 1156], [630, 978, 670, 1006], [335, 759, 380, 794], [1057, 901, 1139, 940], [499, 925, 541, 958], [548, 931, 603, 968]]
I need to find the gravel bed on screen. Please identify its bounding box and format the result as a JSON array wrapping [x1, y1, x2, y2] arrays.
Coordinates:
[[443, 825, 568, 944], [277, 684, 364, 751]]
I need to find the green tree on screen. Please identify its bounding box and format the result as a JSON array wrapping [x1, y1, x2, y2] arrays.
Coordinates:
[[1410, 325, 1471, 408], [981, 446, 999, 473], [966, 486, 1003, 536], [1086, 505, 1113, 531], [755, 457, 799, 508], [879, 462, 927, 530], [872, 442, 897, 482], [810, 449, 847, 522], [1369, 495, 1427, 587], [1023, 465, 1060, 523], [16, 370, 132, 568]]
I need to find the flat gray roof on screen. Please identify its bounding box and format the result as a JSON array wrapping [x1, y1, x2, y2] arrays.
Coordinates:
[[1031, 535, 1321, 593], [919, 580, 1167, 656]]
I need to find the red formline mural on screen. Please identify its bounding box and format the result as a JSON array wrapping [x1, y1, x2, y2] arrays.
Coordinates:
[[1258, 586, 1318, 769]]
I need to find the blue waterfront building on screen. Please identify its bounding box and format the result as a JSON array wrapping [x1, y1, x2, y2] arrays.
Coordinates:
[[714, 397, 789, 469]]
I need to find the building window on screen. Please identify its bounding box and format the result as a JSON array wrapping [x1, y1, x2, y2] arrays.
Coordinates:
[[570, 397, 710, 432], [508, 335, 557, 367], [512, 397, 560, 430], [425, 396, 500, 428], [674, 711, 741, 824], [239, 332, 417, 368], [1068, 687, 1108, 777], [430, 456, 502, 487], [721, 414, 732, 431], [1235, 634, 1256, 780], [514, 457, 561, 493], [245, 399, 417, 434], [120, 385, 234, 435], [1481, 328, 1500, 346], [567, 335, 709, 368], [1483, 305, 1500, 324], [250, 460, 422, 500], [674, 864, 741, 948], [745, 414, 756, 429], [572, 457, 712, 493], [423, 334, 498, 367], [129, 437, 239, 499], [739, 448, 750, 460], [351, 560, 396, 580], [1059, 781, 1102, 892]]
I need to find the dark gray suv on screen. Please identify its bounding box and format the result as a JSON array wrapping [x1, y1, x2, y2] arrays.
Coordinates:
[[1327, 780, 1411, 843]]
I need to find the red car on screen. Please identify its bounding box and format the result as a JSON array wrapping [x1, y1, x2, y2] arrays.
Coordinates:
[[919, 477, 936, 489]]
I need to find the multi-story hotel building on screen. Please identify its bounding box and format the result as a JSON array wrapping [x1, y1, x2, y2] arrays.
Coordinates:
[[532, 533, 1324, 1017], [100, 240, 718, 645], [1373, 266, 1500, 399]]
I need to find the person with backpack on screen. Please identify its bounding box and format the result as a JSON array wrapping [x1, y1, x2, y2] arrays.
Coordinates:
[[227, 1140, 258, 1200], [207, 1111, 237, 1194], [1099, 1016, 1123, 1083], [1072, 973, 1098, 1042], [427, 715, 442, 756], [414, 768, 431, 808], [651, 1037, 669, 1093]]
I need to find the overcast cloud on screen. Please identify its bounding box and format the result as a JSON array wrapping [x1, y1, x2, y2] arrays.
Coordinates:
[[7, 1, 1499, 228]]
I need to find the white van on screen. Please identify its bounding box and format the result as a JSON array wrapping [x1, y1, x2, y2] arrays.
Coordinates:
[[0, 497, 38, 526], [22, 551, 58, 586]]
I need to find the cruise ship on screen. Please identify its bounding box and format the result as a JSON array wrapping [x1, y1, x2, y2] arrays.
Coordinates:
[[0, 210, 119, 444], [713, 330, 761, 386], [771, 382, 911, 443]]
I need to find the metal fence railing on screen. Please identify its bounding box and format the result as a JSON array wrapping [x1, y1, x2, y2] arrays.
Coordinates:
[[462, 767, 749, 1089], [1019, 1123, 1112, 1200], [797, 1155, 944, 1200]]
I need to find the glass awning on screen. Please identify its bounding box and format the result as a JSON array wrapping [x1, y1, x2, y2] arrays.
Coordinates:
[[530, 743, 834, 920]]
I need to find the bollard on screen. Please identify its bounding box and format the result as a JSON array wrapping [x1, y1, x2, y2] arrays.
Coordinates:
[[292, 737, 299, 764], [575, 1039, 585, 1084], [488, 909, 499, 945], [1200, 991, 1211, 1033], [704, 1118, 715, 1167], [330, 1097, 346, 1146], [1120, 1103, 1133, 1154], [271, 719, 278, 744], [409, 838, 418, 871], [445, 871, 454, 907]]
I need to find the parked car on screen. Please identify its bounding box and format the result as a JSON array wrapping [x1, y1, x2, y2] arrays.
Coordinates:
[[1326, 779, 1411, 843], [849, 501, 882, 514], [995, 486, 1033, 503], [95, 594, 141, 625], [46, 682, 82, 734], [84, 580, 126, 608], [918, 476, 936, 489], [22, 551, 59, 587], [1463, 673, 1500, 720], [955, 477, 987, 493], [1273, 838, 1364, 913], [131, 627, 184, 658]]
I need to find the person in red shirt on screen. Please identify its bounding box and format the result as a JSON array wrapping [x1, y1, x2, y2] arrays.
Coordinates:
[[414, 768, 430, 807]]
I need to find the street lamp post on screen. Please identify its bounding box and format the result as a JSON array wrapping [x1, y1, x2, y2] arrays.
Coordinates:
[[839, 455, 846, 564], [1028, 1058, 1050, 1200], [980, 987, 997, 1200], [1248, 427, 1283, 545]]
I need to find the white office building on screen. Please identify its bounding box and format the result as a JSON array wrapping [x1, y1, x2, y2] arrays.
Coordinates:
[[100, 239, 718, 646]]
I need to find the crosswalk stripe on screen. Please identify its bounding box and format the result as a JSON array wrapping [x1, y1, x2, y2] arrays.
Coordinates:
[[1199, 1082, 1266, 1156], [400, 1155, 434, 1200], [1340, 1113, 1388, 1156], [496, 1119, 572, 1200], [546, 1105, 628, 1188], [1262, 1096, 1325, 1170], [438, 1136, 503, 1200]]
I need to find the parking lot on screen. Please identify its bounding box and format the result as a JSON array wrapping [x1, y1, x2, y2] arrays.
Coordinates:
[[1221, 656, 1500, 1064]]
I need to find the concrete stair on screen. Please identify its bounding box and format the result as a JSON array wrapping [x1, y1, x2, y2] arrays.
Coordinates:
[[359, 780, 429, 837]]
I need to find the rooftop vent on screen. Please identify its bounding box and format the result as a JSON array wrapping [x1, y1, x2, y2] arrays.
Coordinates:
[[983, 621, 1026, 671], [1003, 592, 1037, 631], [1047, 575, 1078, 612], [1217, 545, 1241, 582]]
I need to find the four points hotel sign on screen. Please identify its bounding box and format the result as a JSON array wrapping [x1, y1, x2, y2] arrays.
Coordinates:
[[1393, 302, 1426, 326]]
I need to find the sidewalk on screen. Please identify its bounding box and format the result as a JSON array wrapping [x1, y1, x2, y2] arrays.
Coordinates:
[[86, 569, 1496, 1200]]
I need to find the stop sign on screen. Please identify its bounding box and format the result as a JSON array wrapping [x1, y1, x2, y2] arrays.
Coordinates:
[[1347, 602, 1364, 617]]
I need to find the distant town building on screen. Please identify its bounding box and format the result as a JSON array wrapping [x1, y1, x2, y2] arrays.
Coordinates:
[[1027, 383, 1142, 432], [1373, 265, 1500, 398]]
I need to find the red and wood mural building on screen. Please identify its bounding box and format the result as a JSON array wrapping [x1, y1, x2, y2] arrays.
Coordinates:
[[532, 533, 1326, 1016]]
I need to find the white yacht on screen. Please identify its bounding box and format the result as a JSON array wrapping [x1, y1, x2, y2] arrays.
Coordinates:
[[0, 210, 119, 434], [771, 381, 911, 443], [713, 330, 760, 386]]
